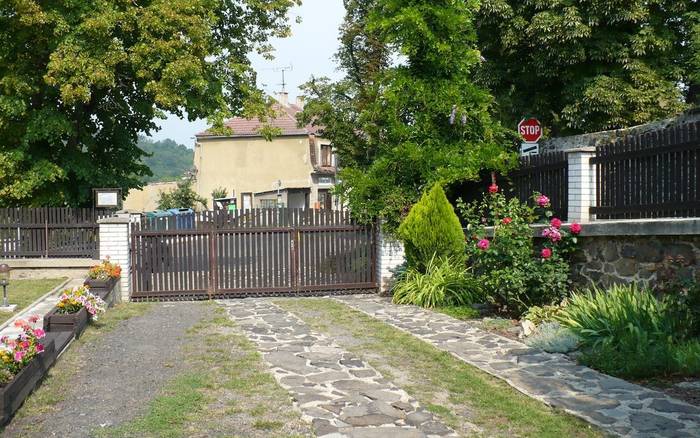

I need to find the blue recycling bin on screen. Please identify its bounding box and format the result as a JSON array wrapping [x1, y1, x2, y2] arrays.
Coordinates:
[[167, 208, 195, 230]]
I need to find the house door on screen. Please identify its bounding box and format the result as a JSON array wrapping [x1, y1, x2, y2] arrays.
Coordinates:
[[318, 190, 332, 210], [242, 193, 252, 210]]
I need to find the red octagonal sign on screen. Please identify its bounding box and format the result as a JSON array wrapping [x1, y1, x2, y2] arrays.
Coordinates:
[[518, 118, 542, 143]]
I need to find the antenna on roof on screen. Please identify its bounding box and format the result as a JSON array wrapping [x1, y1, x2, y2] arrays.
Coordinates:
[[272, 64, 293, 92]]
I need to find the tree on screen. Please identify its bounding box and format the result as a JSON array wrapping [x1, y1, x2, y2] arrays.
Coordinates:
[[398, 184, 465, 271], [157, 178, 206, 210], [299, 0, 515, 230], [477, 0, 698, 135], [0, 0, 300, 207], [138, 137, 194, 183]]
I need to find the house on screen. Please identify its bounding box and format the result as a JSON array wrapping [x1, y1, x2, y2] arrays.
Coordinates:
[[193, 92, 337, 210]]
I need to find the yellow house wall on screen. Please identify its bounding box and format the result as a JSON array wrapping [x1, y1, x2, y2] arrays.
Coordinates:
[[123, 181, 178, 212], [194, 135, 316, 209]]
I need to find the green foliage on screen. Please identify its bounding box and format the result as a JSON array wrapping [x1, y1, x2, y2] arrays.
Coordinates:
[[299, 0, 515, 230], [477, 0, 696, 135], [0, 0, 299, 206], [398, 184, 465, 271], [556, 284, 700, 378], [525, 322, 580, 354], [392, 256, 480, 309], [523, 304, 566, 326], [653, 256, 700, 338], [138, 137, 194, 184], [436, 306, 481, 321], [459, 189, 578, 316], [211, 186, 229, 200], [157, 178, 206, 210]]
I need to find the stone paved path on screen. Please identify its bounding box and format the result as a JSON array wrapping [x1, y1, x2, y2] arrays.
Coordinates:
[[336, 295, 700, 437], [0, 277, 76, 339], [221, 298, 458, 438]]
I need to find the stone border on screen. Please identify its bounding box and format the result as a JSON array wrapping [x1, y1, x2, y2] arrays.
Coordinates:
[[336, 295, 700, 437]]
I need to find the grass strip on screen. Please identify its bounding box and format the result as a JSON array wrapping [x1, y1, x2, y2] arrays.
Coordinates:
[[0, 278, 67, 325], [277, 298, 603, 438]]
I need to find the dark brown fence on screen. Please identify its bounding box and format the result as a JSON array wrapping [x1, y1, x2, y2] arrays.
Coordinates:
[[0, 208, 114, 259], [509, 152, 568, 220], [130, 208, 377, 301], [591, 122, 700, 220]]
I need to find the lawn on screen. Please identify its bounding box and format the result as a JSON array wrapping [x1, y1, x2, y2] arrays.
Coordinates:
[[277, 298, 603, 438], [0, 278, 67, 325]]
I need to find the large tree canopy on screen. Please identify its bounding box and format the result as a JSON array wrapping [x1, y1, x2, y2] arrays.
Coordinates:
[[477, 0, 699, 135], [299, 0, 514, 230], [0, 0, 299, 206]]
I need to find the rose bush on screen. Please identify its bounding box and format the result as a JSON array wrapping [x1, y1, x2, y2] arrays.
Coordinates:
[[458, 187, 581, 316]]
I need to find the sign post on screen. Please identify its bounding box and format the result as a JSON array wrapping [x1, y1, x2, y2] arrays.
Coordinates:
[[518, 118, 542, 157]]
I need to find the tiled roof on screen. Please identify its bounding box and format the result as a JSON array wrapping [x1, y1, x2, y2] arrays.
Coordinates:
[[196, 102, 319, 138]]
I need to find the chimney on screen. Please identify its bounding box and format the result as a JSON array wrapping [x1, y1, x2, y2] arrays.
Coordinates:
[[296, 96, 305, 109], [277, 91, 289, 107]]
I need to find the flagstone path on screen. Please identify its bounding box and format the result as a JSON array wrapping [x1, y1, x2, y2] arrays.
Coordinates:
[[221, 298, 458, 438], [336, 295, 700, 438]]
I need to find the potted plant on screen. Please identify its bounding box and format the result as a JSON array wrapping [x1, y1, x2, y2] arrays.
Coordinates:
[[0, 316, 55, 425], [85, 259, 121, 307], [43, 286, 106, 338]]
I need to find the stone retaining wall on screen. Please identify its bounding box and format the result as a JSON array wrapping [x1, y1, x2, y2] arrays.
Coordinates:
[[572, 235, 700, 288]]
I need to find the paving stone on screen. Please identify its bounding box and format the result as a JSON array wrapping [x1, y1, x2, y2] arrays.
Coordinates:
[[336, 295, 700, 438], [361, 390, 402, 402], [349, 427, 426, 438], [342, 413, 397, 426]]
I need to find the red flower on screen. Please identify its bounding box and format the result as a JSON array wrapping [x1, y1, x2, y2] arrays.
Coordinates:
[[550, 218, 562, 229], [541, 248, 552, 259], [502, 217, 512, 225], [570, 222, 582, 234], [488, 184, 499, 194]]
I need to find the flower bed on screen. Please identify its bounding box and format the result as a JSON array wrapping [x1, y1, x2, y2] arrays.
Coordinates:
[[85, 259, 121, 307], [43, 307, 89, 338], [43, 285, 106, 338], [0, 317, 53, 425]]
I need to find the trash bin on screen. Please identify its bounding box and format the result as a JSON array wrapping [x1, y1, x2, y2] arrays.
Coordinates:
[[145, 210, 173, 231], [167, 208, 195, 230]]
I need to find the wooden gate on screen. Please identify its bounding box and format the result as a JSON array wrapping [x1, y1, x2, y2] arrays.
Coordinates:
[[130, 209, 377, 301]]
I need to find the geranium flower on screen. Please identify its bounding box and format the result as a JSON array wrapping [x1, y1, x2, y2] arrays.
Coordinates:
[[550, 218, 562, 229], [536, 194, 550, 207], [477, 239, 490, 250], [502, 217, 512, 225], [541, 248, 552, 259], [570, 222, 582, 234], [488, 184, 499, 194]]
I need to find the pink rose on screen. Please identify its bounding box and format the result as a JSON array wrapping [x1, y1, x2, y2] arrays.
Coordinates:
[[541, 248, 552, 259], [502, 217, 512, 225], [550, 218, 562, 229], [570, 222, 582, 235], [488, 184, 499, 194], [537, 194, 551, 207], [542, 227, 562, 242], [477, 239, 490, 250]]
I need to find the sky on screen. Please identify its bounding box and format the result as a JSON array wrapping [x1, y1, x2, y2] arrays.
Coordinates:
[[149, 0, 346, 147]]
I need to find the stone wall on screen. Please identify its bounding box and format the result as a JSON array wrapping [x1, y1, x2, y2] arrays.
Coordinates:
[[572, 235, 700, 288]]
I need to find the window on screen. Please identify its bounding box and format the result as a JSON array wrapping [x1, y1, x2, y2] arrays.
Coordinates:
[[260, 199, 277, 209], [321, 144, 332, 166]]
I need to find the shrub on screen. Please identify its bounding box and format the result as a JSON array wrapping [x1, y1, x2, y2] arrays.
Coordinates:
[[398, 184, 465, 271], [523, 303, 566, 326], [458, 188, 580, 316], [525, 322, 580, 354], [654, 256, 700, 338], [557, 284, 700, 378], [392, 256, 479, 308]]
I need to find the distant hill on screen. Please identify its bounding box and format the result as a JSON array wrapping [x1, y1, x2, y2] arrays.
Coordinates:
[[138, 136, 194, 183]]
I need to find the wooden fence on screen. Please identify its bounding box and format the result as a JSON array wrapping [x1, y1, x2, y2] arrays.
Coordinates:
[[591, 122, 700, 220], [0, 208, 114, 259], [509, 152, 569, 220], [130, 208, 377, 301]]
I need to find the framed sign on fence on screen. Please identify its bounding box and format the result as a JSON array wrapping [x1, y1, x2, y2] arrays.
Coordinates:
[[93, 188, 122, 209]]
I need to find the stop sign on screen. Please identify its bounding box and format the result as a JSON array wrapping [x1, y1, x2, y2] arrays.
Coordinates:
[[518, 118, 542, 143]]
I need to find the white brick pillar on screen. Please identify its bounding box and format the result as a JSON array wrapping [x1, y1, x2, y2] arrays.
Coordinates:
[[566, 147, 597, 223], [98, 217, 131, 301], [376, 224, 405, 295]]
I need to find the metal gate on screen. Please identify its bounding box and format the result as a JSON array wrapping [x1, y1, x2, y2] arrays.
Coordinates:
[[130, 209, 377, 301]]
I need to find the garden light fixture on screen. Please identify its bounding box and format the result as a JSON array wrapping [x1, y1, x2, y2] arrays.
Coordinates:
[[0, 264, 11, 307]]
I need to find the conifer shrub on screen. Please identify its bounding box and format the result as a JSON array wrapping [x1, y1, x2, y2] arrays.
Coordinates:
[[398, 184, 465, 271]]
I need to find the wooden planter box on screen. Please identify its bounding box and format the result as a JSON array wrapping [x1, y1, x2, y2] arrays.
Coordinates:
[[84, 277, 118, 308], [0, 337, 56, 425], [43, 307, 89, 339]]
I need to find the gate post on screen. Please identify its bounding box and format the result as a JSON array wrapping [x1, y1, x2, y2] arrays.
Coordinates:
[[376, 223, 405, 295], [98, 216, 132, 301], [566, 147, 597, 223]]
